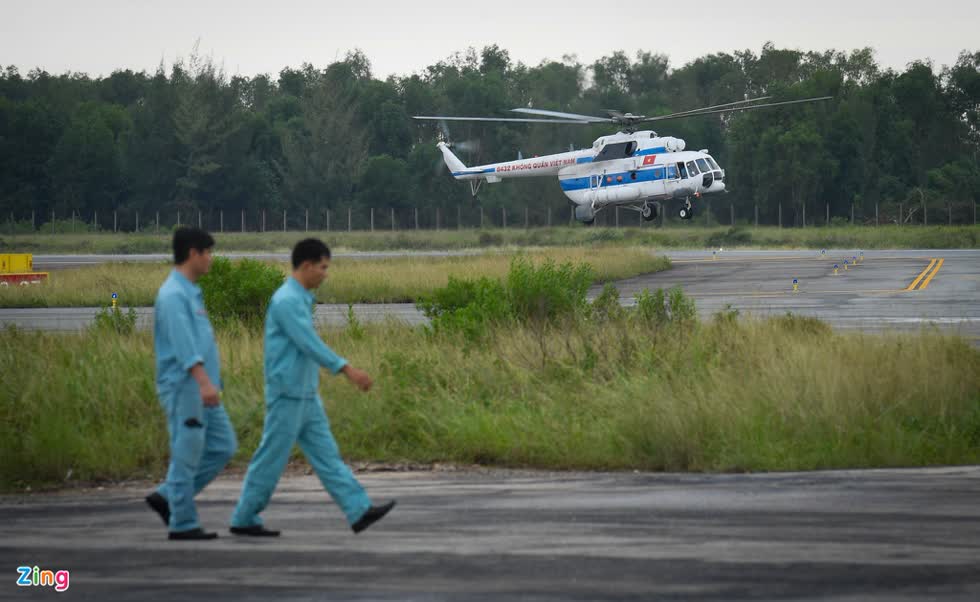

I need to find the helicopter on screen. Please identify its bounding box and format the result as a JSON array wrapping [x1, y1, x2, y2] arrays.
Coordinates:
[[414, 96, 831, 224]]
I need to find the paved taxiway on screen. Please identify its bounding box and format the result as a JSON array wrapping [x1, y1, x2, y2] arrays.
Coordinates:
[[2, 466, 978, 601]]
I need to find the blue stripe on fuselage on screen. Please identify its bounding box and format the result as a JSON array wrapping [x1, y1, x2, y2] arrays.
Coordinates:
[[559, 166, 668, 192]]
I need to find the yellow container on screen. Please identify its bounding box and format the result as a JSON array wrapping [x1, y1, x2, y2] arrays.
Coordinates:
[[0, 254, 33, 273]]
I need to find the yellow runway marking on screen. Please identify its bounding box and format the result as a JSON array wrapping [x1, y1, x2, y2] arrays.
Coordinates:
[[918, 258, 944, 290], [906, 259, 937, 291]]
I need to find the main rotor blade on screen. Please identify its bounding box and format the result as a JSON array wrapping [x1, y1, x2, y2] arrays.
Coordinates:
[[637, 96, 833, 123], [414, 115, 594, 124], [510, 108, 613, 123], [647, 96, 773, 121]]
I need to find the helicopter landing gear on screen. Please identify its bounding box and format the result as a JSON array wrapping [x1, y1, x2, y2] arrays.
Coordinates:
[[641, 202, 658, 222], [678, 198, 693, 220]]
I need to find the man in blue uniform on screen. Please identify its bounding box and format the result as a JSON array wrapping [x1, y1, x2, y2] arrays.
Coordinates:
[[145, 227, 237, 540], [230, 238, 394, 537]]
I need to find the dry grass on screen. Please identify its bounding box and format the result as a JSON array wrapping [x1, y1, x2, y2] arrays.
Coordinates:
[[0, 247, 669, 307]]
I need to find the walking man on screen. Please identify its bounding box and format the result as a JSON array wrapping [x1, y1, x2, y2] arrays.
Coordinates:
[[230, 238, 394, 536], [145, 227, 237, 540]]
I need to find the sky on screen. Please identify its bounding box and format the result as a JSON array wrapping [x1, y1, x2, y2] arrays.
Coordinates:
[[1, 0, 977, 80]]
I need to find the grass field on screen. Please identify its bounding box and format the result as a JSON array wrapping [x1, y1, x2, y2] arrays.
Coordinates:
[[2, 313, 977, 491], [0, 247, 669, 308], [1, 225, 977, 255]]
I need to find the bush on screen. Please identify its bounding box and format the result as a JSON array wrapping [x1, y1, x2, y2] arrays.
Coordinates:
[[91, 305, 139, 335], [418, 256, 594, 339], [199, 257, 285, 326]]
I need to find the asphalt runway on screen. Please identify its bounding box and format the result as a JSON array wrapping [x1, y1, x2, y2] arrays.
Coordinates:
[[2, 467, 978, 601], [4, 249, 978, 341]]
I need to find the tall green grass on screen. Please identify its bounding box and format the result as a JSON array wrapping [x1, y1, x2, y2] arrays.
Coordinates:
[[1, 225, 976, 255], [2, 313, 977, 490]]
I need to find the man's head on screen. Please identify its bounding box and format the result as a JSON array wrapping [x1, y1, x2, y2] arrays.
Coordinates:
[[173, 227, 215, 279], [291, 238, 331, 290]]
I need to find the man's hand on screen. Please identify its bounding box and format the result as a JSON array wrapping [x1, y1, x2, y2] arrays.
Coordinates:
[[190, 363, 221, 406], [199, 381, 221, 407], [341, 365, 373, 392]]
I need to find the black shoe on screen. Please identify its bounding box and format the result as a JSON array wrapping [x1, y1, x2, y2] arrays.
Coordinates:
[[230, 525, 281, 537], [168, 528, 218, 541], [351, 500, 396, 534], [145, 492, 170, 527]]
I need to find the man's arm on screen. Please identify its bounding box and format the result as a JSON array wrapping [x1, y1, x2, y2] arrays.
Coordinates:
[[273, 297, 348, 374], [162, 294, 219, 405]]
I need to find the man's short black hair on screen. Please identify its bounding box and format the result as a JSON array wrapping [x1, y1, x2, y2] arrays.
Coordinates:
[[173, 227, 215, 265], [291, 238, 331, 269]]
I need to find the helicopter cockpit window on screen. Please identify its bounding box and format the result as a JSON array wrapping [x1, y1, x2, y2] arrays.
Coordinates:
[[686, 161, 700, 176], [676, 162, 687, 179], [696, 158, 710, 173], [595, 141, 636, 162], [706, 156, 721, 171]]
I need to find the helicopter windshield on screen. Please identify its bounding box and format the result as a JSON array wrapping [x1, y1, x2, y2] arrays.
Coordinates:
[[696, 158, 710, 173]]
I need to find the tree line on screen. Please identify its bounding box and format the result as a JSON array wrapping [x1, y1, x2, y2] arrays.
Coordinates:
[[1, 43, 978, 229]]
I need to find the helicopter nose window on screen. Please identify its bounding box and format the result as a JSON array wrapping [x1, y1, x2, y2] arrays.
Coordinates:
[[686, 161, 700, 176], [696, 158, 710, 172], [706, 156, 721, 171]]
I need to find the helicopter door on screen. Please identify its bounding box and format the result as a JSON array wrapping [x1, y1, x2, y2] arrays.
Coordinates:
[[665, 163, 682, 199]]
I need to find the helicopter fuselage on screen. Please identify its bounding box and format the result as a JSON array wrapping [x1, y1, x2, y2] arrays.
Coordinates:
[[439, 130, 725, 223]]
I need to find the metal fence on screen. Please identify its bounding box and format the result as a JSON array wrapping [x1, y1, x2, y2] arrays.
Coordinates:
[[3, 201, 978, 235]]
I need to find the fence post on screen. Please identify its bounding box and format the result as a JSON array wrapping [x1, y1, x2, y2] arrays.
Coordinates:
[[136, 211, 140, 233], [305, 209, 309, 232], [157, 211, 160, 234], [348, 207, 352, 232], [370, 208, 374, 232], [262, 210, 265, 232], [875, 203, 879, 227], [436, 207, 440, 230], [52, 210, 55, 234], [114, 210, 118, 233], [730, 203, 734, 226], [802, 204, 806, 228], [899, 202, 903, 226], [240, 210, 244, 233], [198, 211, 202, 229], [778, 203, 782, 229], [923, 197, 927, 226], [414, 207, 418, 231], [327, 210, 331, 232], [754, 204, 758, 227], [826, 203, 830, 226], [283, 209, 286, 232], [391, 208, 395, 232]]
